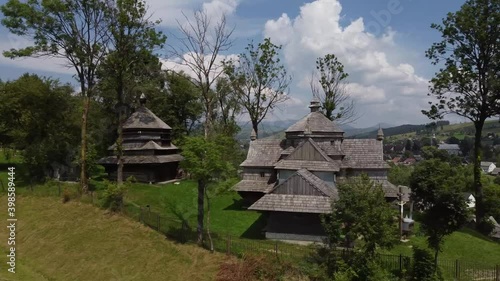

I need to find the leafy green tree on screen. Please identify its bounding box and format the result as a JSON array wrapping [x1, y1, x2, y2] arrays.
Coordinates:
[[180, 136, 234, 247], [147, 71, 203, 139], [212, 77, 242, 138], [97, 0, 166, 184], [0, 74, 80, 182], [323, 174, 397, 255], [388, 164, 413, 186], [223, 38, 291, 139], [410, 160, 470, 268], [423, 0, 500, 227], [411, 247, 439, 281], [320, 175, 397, 280], [1, 0, 111, 192], [311, 53, 356, 123]]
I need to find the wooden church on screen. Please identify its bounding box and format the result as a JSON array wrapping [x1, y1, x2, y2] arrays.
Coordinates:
[[98, 94, 183, 183], [234, 98, 399, 242]]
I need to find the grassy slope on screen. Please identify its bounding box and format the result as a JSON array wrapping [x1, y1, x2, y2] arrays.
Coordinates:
[[0, 196, 223, 281], [385, 223, 500, 265], [389, 119, 500, 141], [122, 180, 266, 238], [123, 181, 500, 264]]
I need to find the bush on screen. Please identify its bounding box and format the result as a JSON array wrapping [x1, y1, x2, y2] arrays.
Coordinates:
[[411, 247, 439, 281], [101, 180, 127, 212], [62, 188, 71, 203], [216, 254, 302, 281]]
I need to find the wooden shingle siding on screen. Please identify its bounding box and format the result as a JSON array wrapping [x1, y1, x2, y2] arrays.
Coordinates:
[[273, 174, 324, 196], [287, 140, 327, 161]]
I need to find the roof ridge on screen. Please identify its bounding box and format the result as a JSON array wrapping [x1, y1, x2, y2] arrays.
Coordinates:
[[284, 138, 332, 162], [296, 169, 332, 197], [307, 138, 334, 162]]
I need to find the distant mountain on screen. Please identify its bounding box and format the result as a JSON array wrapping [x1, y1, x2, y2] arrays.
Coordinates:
[[350, 124, 427, 139], [236, 119, 297, 140], [343, 123, 394, 137]]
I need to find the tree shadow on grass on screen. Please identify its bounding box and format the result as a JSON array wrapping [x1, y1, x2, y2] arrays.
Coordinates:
[[458, 226, 497, 243], [240, 212, 268, 239], [224, 198, 249, 210]]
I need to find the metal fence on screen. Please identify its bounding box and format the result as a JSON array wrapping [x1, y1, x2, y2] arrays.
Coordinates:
[[13, 186, 500, 281], [129, 204, 500, 281]]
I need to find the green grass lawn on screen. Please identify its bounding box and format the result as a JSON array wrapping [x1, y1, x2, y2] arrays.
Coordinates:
[[0, 196, 223, 281], [384, 222, 500, 266], [118, 180, 266, 238]]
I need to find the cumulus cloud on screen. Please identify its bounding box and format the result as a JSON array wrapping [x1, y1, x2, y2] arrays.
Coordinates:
[[263, 0, 431, 126], [0, 35, 73, 75]]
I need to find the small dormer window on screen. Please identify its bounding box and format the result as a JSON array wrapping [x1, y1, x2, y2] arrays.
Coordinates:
[[260, 172, 265, 177]]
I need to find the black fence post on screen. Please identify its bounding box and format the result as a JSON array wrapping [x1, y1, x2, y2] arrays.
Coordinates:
[[275, 241, 279, 259], [455, 260, 459, 280], [496, 264, 499, 281], [399, 254, 402, 274], [139, 207, 143, 223]]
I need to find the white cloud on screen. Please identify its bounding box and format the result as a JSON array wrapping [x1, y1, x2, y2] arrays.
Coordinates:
[[0, 35, 73, 75], [146, 0, 240, 27], [263, 0, 431, 126]]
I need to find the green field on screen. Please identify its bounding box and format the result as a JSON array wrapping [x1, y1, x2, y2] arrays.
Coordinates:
[[120, 180, 266, 238], [0, 196, 223, 281], [384, 223, 500, 266]]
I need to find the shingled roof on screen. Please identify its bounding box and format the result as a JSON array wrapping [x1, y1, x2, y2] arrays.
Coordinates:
[[108, 141, 178, 151], [123, 106, 171, 130], [286, 111, 343, 133], [98, 154, 183, 164], [341, 139, 388, 169], [233, 180, 275, 193], [249, 194, 332, 213], [240, 139, 284, 167], [275, 159, 340, 171]]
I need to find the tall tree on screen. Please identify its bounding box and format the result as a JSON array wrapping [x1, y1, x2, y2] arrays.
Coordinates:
[[97, 0, 166, 185], [1, 0, 111, 192], [213, 77, 242, 137], [180, 136, 233, 245], [320, 174, 397, 280], [423, 0, 500, 227], [310, 54, 356, 123], [169, 10, 233, 138], [323, 175, 397, 256], [410, 160, 470, 268], [223, 38, 291, 139]]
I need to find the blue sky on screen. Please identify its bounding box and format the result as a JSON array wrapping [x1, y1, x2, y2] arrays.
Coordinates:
[[0, 0, 467, 127]]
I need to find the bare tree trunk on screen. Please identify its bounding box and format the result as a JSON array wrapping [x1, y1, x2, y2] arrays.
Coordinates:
[[116, 110, 124, 185], [205, 186, 214, 252], [80, 96, 90, 193], [197, 179, 205, 245], [473, 120, 485, 228], [252, 120, 259, 140]]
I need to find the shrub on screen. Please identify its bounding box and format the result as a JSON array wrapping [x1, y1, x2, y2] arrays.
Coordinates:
[[62, 188, 71, 203], [216, 254, 301, 281], [101, 180, 127, 212], [411, 247, 439, 281]]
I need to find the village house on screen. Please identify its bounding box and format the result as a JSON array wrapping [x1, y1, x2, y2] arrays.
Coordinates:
[[98, 94, 183, 183], [437, 143, 461, 155], [233, 99, 399, 242], [480, 161, 497, 174]]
